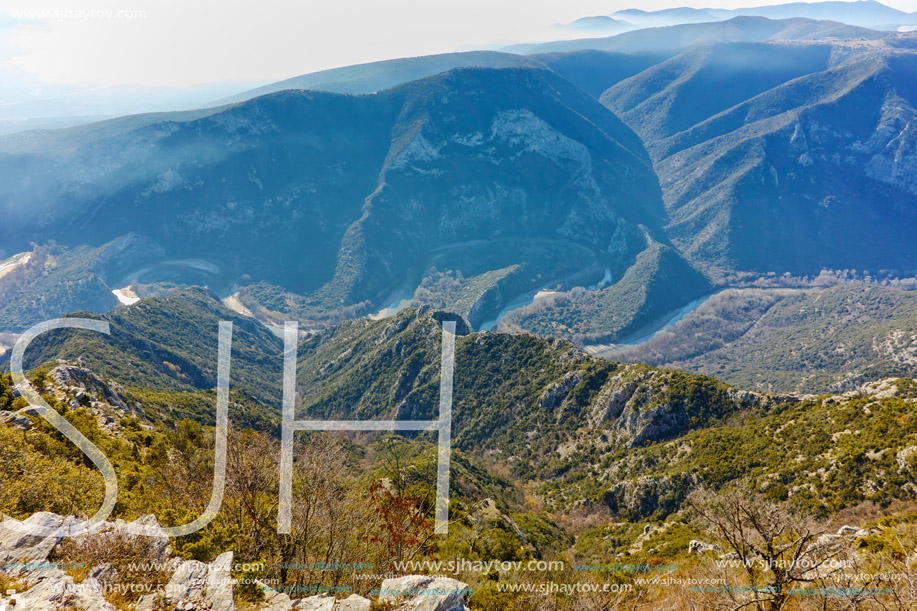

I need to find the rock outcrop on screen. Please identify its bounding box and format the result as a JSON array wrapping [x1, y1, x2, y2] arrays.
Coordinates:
[[0, 512, 456, 611], [379, 575, 471, 611]]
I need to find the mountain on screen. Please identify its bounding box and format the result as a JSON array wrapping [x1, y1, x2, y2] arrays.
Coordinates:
[[8, 289, 917, 610], [611, 1, 917, 29], [601, 41, 917, 277], [15, 288, 754, 459], [0, 66, 699, 335], [11, 288, 917, 523], [499, 241, 713, 345], [612, 7, 722, 27], [212, 51, 541, 105], [561, 16, 635, 35], [530, 50, 674, 98], [504, 16, 887, 55], [211, 48, 671, 108], [717, 0, 917, 28]]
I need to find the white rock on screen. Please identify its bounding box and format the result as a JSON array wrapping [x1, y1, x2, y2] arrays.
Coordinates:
[[688, 539, 720, 555], [166, 559, 208, 603], [208, 551, 236, 611], [0, 410, 32, 430], [837, 525, 859, 536], [10, 568, 115, 611], [379, 575, 471, 611], [257, 579, 293, 610], [0, 512, 73, 564], [135, 593, 159, 611], [335, 593, 371, 610], [291, 594, 335, 610]]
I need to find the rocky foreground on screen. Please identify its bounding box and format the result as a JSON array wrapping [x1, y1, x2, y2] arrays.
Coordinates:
[[0, 513, 470, 611]]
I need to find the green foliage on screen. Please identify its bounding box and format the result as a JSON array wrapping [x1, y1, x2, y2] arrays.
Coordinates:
[[0, 243, 119, 332], [503, 243, 711, 345], [0, 372, 13, 410], [611, 280, 917, 394]]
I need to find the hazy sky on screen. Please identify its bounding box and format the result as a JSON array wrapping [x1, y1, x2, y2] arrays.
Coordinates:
[[2, 0, 917, 90]]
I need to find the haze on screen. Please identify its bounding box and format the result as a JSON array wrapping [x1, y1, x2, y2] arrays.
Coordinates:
[[3, 0, 916, 90]]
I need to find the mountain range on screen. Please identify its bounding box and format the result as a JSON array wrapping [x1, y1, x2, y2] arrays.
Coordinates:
[[6, 12, 917, 608], [618, 0, 917, 29], [0, 66, 684, 334], [2, 14, 917, 389], [554, 0, 917, 40]]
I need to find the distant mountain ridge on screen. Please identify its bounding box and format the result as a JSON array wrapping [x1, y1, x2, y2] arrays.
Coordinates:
[[505, 15, 892, 55], [212, 51, 542, 105], [613, 1, 917, 27]]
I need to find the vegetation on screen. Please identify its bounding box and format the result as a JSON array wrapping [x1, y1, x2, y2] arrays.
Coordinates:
[[502, 243, 711, 345], [4, 295, 917, 609], [611, 284, 917, 394]]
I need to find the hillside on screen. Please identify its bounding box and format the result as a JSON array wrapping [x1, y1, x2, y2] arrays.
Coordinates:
[[601, 41, 917, 278], [605, 284, 917, 393], [13, 289, 751, 465], [212, 51, 541, 103], [11, 288, 917, 518], [500, 242, 712, 344], [5, 292, 917, 610], [0, 67, 706, 338]]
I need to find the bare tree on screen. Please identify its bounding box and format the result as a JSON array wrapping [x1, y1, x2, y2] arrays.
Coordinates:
[[687, 486, 843, 611]]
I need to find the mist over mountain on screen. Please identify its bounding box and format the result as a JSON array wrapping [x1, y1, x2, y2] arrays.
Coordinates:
[[3, 13, 917, 383], [504, 15, 887, 55], [0, 66, 686, 333], [710, 0, 917, 28], [612, 1, 917, 29], [558, 16, 636, 35], [212, 51, 542, 105]]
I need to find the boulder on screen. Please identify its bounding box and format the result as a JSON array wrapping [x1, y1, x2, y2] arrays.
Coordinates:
[[7, 568, 114, 611], [257, 580, 293, 610], [166, 559, 208, 604], [0, 512, 76, 564], [0, 410, 32, 431], [207, 551, 236, 611], [837, 525, 859, 536], [17, 405, 41, 417], [688, 540, 720, 555], [290, 595, 334, 610], [335, 594, 371, 610], [379, 575, 470, 611], [135, 593, 158, 611]]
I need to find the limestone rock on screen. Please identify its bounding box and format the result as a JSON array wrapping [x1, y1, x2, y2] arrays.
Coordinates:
[[135, 593, 159, 611], [0, 409, 32, 430], [166, 559, 209, 604], [290, 595, 334, 610], [257, 580, 293, 610], [0, 512, 75, 564], [837, 525, 859, 536], [688, 540, 720, 555], [379, 575, 470, 611], [208, 551, 236, 611], [335, 594, 371, 610], [7, 568, 115, 611]]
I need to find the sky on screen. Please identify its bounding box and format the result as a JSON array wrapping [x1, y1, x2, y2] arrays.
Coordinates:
[[2, 0, 916, 92]]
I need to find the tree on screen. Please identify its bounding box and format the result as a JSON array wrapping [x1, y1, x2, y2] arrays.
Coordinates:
[[687, 485, 844, 611]]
